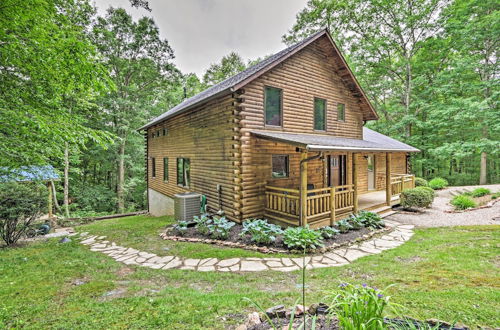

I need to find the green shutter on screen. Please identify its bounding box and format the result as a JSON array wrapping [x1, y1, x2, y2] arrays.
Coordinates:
[[265, 86, 282, 126], [314, 98, 326, 130], [163, 157, 168, 181]]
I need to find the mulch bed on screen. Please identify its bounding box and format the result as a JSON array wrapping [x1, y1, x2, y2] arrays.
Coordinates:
[[161, 224, 390, 255]]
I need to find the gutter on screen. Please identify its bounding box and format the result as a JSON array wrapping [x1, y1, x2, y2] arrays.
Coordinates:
[[306, 145, 420, 152]]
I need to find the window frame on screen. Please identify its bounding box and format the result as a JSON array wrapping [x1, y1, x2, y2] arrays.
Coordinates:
[[271, 154, 289, 179], [264, 85, 283, 128], [313, 97, 327, 131], [176, 157, 190, 188], [151, 157, 156, 178], [163, 157, 169, 182], [337, 103, 346, 122]]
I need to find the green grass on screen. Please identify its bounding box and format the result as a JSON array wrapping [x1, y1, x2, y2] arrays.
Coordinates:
[[0, 217, 499, 329]]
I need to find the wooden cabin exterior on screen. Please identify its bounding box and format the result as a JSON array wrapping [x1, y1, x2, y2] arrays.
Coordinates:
[[142, 29, 419, 227]]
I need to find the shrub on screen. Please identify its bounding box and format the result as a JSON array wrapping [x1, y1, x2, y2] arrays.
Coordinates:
[[320, 226, 340, 239], [240, 219, 283, 245], [193, 214, 212, 236], [491, 192, 500, 199], [400, 187, 435, 209], [283, 226, 324, 250], [0, 182, 48, 246], [70, 183, 117, 213], [335, 218, 353, 233], [327, 283, 392, 329], [471, 187, 491, 197], [348, 215, 364, 230], [428, 177, 448, 190], [451, 195, 476, 210], [354, 211, 385, 229], [173, 221, 189, 236], [414, 177, 428, 187], [207, 216, 235, 240]]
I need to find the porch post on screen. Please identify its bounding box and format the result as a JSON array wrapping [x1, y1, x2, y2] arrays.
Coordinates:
[[386, 153, 392, 205], [352, 153, 358, 213], [300, 150, 308, 226]]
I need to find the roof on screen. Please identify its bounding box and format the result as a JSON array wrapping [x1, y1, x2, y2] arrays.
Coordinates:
[[140, 29, 378, 130], [0, 165, 60, 182], [251, 127, 420, 153]]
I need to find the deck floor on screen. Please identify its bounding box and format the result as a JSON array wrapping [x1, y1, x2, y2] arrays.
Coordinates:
[[358, 190, 398, 210]]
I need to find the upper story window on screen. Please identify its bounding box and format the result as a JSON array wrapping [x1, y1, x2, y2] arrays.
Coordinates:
[[314, 98, 326, 131], [151, 157, 156, 178], [271, 155, 289, 178], [264, 86, 282, 126], [337, 103, 346, 121], [162, 128, 168, 136], [163, 157, 168, 182], [177, 158, 190, 187]]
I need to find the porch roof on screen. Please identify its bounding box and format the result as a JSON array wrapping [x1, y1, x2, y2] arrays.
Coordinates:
[[251, 127, 420, 152]]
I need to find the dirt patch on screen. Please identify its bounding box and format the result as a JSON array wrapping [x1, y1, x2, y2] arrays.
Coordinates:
[[115, 266, 135, 277]]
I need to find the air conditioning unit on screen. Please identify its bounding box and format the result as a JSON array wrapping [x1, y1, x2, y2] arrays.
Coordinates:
[[174, 192, 201, 221]]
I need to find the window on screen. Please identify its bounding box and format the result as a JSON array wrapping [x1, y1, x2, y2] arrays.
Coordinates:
[[151, 132, 155, 139], [163, 157, 168, 181], [151, 157, 156, 178], [314, 98, 326, 130], [162, 128, 167, 136], [156, 130, 160, 137], [272, 155, 289, 178], [337, 103, 345, 121], [177, 158, 190, 187], [265, 86, 282, 126]]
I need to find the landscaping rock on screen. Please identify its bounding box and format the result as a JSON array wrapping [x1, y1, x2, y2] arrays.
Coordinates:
[[265, 305, 286, 318], [294, 304, 305, 316], [58, 237, 71, 244], [246, 312, 261, 327], [308, 303, 329, 315]]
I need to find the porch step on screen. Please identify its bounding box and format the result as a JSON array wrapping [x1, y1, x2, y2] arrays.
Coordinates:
[[368, 205, 393, 215], [380, 210, 397, 218]]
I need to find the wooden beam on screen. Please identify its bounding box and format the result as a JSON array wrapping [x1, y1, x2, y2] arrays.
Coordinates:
[[386, 153, 392, 205], [300, 150, 308, 227], [330, 187, 335, 226], [352, 153, 358, 213]]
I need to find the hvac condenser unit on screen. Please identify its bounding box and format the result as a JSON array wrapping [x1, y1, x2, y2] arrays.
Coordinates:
[[174, 192, 201, 221]]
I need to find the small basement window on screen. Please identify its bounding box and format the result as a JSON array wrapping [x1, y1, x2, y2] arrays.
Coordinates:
[[151, 157, 156, 178], [163, 157, 168, 181], [272, 155, 289, 178], [265, 86, 282, 126], [314, 98, 326, 130], [177, 158, 190, 187], [337, 103, 345, 121]]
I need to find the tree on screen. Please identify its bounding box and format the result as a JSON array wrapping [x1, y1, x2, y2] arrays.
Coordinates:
[[91, 7, 177, 212], [202, 52, 246, 87]]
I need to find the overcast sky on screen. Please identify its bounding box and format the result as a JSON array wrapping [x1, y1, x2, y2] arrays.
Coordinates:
[[93, 0, 307, 77]]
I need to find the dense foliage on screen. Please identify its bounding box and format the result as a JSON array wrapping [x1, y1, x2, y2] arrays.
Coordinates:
[[470, 187, 491, 197], [428, 177, 449, 190], [0, 182, 48, 245], [240, 219, 283, 245], [414, 178, 429, 187], [283, 226, 324, 250], [451, 195, 476, 210], [352, 211, 385, 229], [401, 187, 436, 209]]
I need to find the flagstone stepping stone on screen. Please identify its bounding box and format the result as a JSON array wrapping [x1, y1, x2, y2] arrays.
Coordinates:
[[240, 260, 268, 272], [217, 258, 240, 267]]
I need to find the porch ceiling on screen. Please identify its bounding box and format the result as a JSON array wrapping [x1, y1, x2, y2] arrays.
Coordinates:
[[251, 127, 420, 153]]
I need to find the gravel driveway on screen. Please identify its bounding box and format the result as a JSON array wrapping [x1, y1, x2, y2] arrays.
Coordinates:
[[386, 184, 500, 228]]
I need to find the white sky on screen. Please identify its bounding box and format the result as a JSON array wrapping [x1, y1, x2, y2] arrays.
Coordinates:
[[93, 0, 307, 77]]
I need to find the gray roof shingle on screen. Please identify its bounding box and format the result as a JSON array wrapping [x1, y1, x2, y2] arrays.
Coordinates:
[[251, 127, 419, 152]]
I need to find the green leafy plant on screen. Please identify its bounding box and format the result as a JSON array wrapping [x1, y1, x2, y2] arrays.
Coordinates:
[[428, 177, 448, 190], [491, 192, 500, 199], [353, 211, 385, 229], [240, 218, 283, 245], [0, 182, 48, 246], [414, 177, 428, 187], [327, 283, 396, 330], [471, 187, 491, 197], [173, 221, 189, 236], [207, 216, 235, 240], [320, 226, 340, 239], [283, 226, 324, 250], [194, 214, 212, 236], [348, 215, 364, 230], [335, 218, 353, 233], [451, 195, 476, 210], [400, 187, 435, 209]]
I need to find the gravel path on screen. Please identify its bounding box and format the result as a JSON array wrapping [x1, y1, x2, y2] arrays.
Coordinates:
[[386, 184, 500, 228]]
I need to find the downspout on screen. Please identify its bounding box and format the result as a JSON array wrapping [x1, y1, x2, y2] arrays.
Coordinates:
[[299, 151, 324, 226]]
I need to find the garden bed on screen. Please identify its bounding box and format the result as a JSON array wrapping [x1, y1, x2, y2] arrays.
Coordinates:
[[160, 223, 390, 255]]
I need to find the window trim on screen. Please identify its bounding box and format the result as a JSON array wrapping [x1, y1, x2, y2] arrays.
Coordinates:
[[313, 97, 327, 131], [151, 157, 156, 178], [271, 154, 289, 179], [263, 85, 283, 128], [176, 157, 190, 188], [337, 103, 346, 122], [163, 157, 168, 182]]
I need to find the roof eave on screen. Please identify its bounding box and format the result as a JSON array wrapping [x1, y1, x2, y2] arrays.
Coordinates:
[[306, 145, 420, 152]]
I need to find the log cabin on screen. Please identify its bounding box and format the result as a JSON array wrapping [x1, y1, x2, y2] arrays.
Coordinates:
[[140, 29, 419, 228]]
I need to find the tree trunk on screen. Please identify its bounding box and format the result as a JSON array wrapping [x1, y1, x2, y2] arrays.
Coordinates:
[[480, 152, 487, 184], [117, 139, 126, 213], [63, 144, 70, 217], [404, 60, 412, 138]]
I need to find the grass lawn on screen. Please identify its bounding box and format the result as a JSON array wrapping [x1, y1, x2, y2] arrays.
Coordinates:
[[0, 216, 498, 329]]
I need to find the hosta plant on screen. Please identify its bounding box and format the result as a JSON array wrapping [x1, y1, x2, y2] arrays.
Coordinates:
[[354, 211, 385, 229], [348, 215, 364, 230], [320, 226, 340, 239], [207, 216, 235, 240], [173, 220, 189, 236], [335, 218, 353, 233], [283, 226, 324, 250], [193, 213, 212, 236], [240, 218, 283, 245]]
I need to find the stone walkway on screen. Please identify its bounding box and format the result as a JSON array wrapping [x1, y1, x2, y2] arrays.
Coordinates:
[[75, 220, 414, 272]]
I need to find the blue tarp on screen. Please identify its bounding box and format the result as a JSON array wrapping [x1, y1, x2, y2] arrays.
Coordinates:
[[0, 165, 60, 182]]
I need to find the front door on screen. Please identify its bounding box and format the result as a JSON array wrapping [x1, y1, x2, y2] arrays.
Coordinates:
[[327, 155, 346, 187], [367, 155, 375, 190]]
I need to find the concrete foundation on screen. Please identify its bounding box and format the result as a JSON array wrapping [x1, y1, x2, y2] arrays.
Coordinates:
[[148, 188, 174, 216]]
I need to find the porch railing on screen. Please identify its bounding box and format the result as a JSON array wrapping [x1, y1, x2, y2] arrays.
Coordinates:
[[265, 184, 355, 225], [390, 174, 415, 196]]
